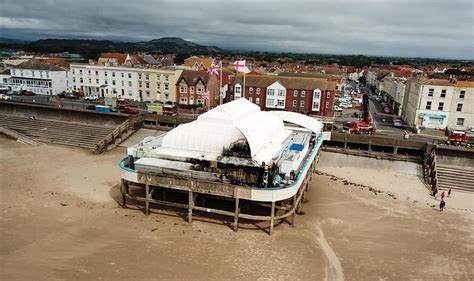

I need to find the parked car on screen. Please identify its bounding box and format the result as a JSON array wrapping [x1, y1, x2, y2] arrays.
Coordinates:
[[85, 105, 96, 111], [393, 118, 403, 128], [339, 102, 353, 108], [333, 105, 343, 112], [58, 91, 79, 99], [22, 90, 36, 96], [84, 95, 99, 101], [120, 107, 140, 115], [0, 94, 12, 100]]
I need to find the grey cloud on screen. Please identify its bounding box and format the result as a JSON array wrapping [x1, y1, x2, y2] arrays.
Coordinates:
[[0, 0, 472, 59]]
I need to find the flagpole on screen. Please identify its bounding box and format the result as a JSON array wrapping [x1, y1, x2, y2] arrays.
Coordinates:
[[219, 61, 223, 105], [243, 71, 246, 99]]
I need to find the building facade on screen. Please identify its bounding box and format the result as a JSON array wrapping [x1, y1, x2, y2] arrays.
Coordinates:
[[227, 75, 336, 116], [176, 70, 209, 106], [402, 79, 474, 130], [0, 60, 68, 95], [70, 63, 182, 102]]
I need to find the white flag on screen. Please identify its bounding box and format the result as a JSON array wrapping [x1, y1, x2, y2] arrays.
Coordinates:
[[233, 60, 246, 72]]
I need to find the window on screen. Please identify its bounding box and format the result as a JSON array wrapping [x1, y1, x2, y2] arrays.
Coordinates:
[[180, 85, 187, 93], [249, 96, 253, 102], [128, 81, 132, 87], [312, 101, 320, 111], [146, 91, 150, 97], [128, 73, 132, 79], [438, 102, 444, 111], [105, 72, 108, 77], [165, 76, 169, 81], [256, 97, 260, 104], [96, 79, 99, 84], [256, 88, 261, 95], [327, 92, 330, 99], [293, 100, 297, 107], [249, 87, 254, 94], [139, 82, 142, 88], [313, 91, 320, 99], [457, 103, 463, 112], [440, 89, 446, 98], [145, 74, 149, 80], [277, 100, 284, 106], [301, 101, 305, 107], [138, 73, 142, 80], [164, 84, 169, 91], [326, 101, 329, 109], [88, 78, 91, 83], [146, 82, 150, 89], [460, 90, 465, 99], [190, 87, 195, 94], [112, 80, 116, 85], [121, 73, 124, 78], [235, 86, 242, 94], [428, 88, 434, 97], [88, 70, 91, 75], [456, 118, 464, 126], [95, 71, 99, 76], [112, 72, 115, 77], [426, 101, 432, 110], [197, 87, 204, 94], [277, 89, 284, 96], [267, 89, 274, 96], [121, 81, 125, 86], [293, 90, 298, 97], [128, 90, 132, 96], [72, 70, 75, 75], [79, 70, 83, 75], [104, 79, 108, 85], [301, 90, 305, 97], [267, 99, 274, 106]]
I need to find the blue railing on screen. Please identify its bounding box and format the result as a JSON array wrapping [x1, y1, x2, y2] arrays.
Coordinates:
[[118, 132, 323, 191]]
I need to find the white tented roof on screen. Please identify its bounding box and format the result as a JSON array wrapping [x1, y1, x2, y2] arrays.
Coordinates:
[[153, 98, 320, 165], [269, 111, 323, 134]]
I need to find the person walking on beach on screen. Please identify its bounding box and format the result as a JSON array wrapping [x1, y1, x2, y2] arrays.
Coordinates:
[[440, 200, 446, 212], [440, 191, 445, 201], [448, 188, 452, 197]]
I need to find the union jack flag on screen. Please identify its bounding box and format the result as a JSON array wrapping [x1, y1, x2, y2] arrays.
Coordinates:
[[207, 64, 219, 75], [202, 91, 209, 100]]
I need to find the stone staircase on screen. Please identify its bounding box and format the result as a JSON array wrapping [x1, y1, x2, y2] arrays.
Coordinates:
[[0, 114, 132, 153], [436, 164, 474, 193]]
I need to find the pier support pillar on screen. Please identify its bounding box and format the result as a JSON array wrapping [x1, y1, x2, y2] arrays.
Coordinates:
[[145, 184, 150, 215], [393, 146, 398, 155], [291, 194, 297, 227], [269, 200, 276, 235], [234, 197, 240, 232], [188, 190, 193, 224]]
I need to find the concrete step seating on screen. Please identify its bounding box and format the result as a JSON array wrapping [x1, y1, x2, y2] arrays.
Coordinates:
[[436, 164, 474, 193], [0, 114, 115, 150]]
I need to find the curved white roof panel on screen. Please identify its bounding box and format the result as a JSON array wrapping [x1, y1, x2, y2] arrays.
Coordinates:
[[269, 111, 323, 134], [154, 98, 318, 165]]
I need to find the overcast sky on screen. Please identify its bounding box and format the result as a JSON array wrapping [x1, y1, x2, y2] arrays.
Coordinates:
[[0, 0, 473, 59]]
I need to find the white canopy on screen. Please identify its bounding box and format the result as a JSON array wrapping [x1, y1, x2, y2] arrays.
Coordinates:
[[268, 111, 323, 134], [154, 98, 320, 165]]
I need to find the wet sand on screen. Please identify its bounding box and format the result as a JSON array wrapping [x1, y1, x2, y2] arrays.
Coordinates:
[[1, 138, 473, 280]]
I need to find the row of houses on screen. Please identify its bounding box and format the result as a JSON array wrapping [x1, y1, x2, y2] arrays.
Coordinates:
[[365, 69, 474, 130], [0, 54, 337, 116]]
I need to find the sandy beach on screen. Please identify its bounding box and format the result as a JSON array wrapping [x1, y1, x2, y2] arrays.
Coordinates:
[[1, 137, 473, 280]]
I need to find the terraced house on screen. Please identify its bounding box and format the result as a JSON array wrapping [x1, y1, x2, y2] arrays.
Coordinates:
[[227, 74, 336, 116]]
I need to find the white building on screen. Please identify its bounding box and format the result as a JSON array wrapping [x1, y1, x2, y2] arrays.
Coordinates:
[[402, 79, 474, 130], [70, 63, 183, 102], [0, 60, 69, 95]]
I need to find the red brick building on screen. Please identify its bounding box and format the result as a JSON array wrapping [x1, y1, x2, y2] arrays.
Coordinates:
[[176, 70, 232, 108], [227, 75, 336, 117]]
